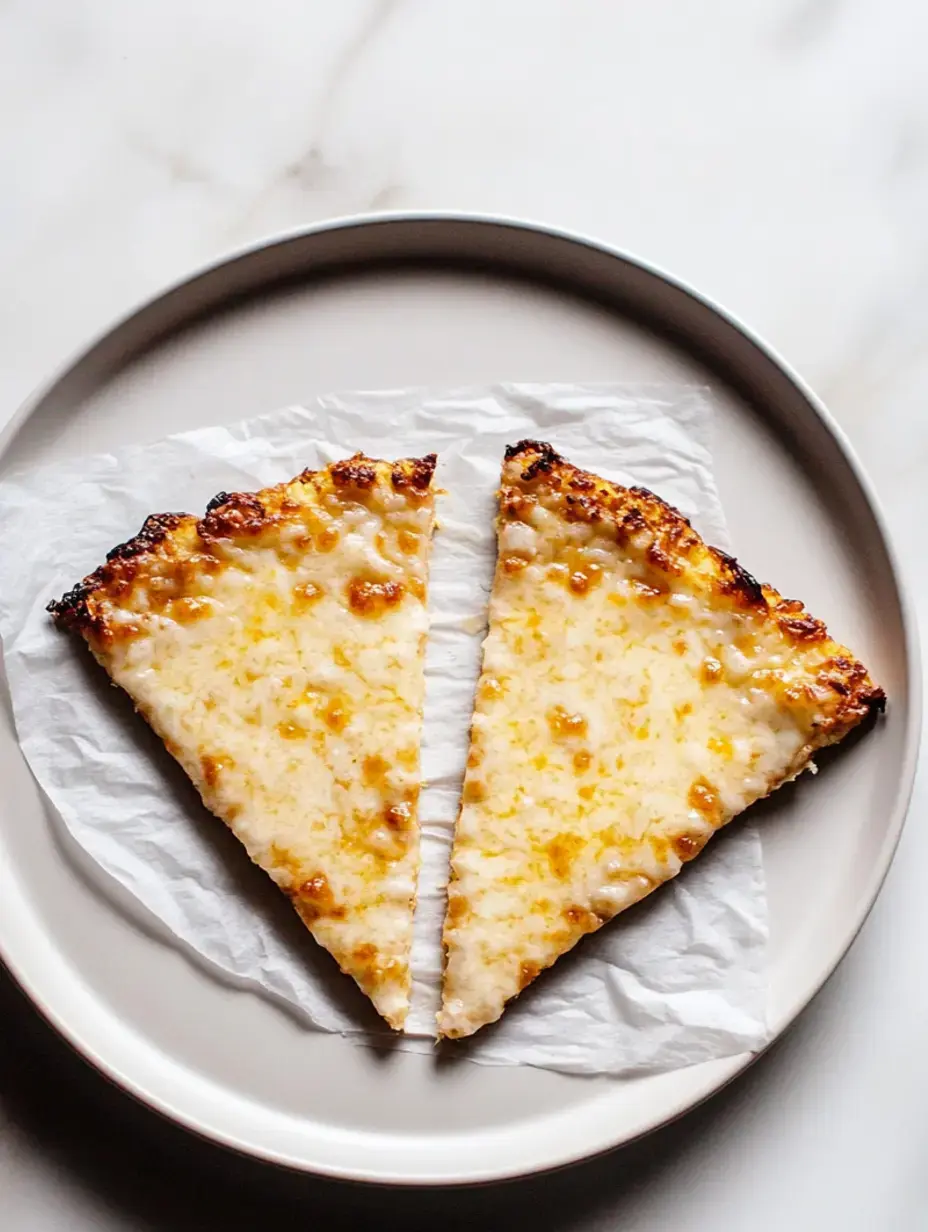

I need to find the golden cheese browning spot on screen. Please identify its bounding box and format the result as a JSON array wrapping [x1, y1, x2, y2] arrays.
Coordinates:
[[347, 942, 401, 993], [547, 705, 588, 740], [408, 576, 426, 603], [322, 695, 351, 733], [631, 578, 667, 600], [568, 564, 602, 596], [700, 656, 722, 684], [397, 529, 420, 555], [467, 747, 484, 770], [545, 832, 585, 880], [519, 961, 541, 991], [578, 784, 596, 801], [673, 639, 687, 656], [315, 527, 339, 553], [650, 834, 670, 863], [167, 595, 211, 623], [502, 555, 528, 574], [333, 644, 350, 668], [362, 754, 390, 787], [708, 734, 734, 758], [547, 562, 570, 586], [463, 779, 487, 804], [480, 676, 504, 702], [293, 580, 323, 606], [347, 576, 406, 617], [276, 720, 306, 740], [780, 614, 828, 643], [562, 904, 599, 933], [635, 721, 650, 740], [397, 746, 418, 770], [384, 801, 412, 832], [291, 872, 345, 923], [673, 832, 706, 862], [688, 777, 723, 825], [674, 702, 692, 721], [533, 753, 548, 771], [200, 753, 233, 788], [446, 893, 470, 926]]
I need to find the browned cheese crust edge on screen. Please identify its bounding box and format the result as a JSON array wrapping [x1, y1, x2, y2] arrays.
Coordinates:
[[47, 452, 438, 644], [498, 439, 885, 744]]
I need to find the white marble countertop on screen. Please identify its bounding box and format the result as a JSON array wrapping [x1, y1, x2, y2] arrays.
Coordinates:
[[2, 2, 927, 1228]]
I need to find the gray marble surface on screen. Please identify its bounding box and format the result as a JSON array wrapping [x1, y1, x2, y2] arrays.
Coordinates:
[[2, 1, 927, 1227]]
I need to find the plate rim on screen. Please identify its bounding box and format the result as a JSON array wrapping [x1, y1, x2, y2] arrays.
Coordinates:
[[0, 210, 921, 1185]]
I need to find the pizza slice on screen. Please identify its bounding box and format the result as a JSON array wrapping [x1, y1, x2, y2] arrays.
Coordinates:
[[49, 452, 438, 1030], [438, 440, 884, 1039]]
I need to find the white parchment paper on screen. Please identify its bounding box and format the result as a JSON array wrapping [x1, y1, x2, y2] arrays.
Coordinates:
[[0, 384, 769, 1075]]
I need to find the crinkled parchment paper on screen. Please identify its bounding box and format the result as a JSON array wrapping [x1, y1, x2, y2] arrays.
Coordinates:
[[0, 384, 769, 1075]]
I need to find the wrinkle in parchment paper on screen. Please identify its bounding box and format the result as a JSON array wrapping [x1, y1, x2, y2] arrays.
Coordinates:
[[0, 384, 769, 1075]]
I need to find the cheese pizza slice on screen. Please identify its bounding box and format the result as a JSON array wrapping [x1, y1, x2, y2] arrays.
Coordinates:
[[439, 440, 884, 1039], [49, 452, 438, 1030]]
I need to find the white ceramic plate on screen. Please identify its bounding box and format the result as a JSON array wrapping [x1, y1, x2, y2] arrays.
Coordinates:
[[0, 215, 918, 1185]]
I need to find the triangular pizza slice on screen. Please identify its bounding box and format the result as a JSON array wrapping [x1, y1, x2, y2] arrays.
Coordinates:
[[50, 452, 438, 1030], [439, 440, 883, 1038]]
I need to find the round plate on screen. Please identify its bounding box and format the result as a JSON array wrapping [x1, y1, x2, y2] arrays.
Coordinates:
[[0, 214, 919, 1185]]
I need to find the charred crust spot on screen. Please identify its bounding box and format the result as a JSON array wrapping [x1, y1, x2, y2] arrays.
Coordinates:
[[500, 486, 536, 520], [48, 512, 190, 631], [646, 543, 677, 574], [568, 474, 595, 492], [205, 491, 231, 513], [330, 454, 378, 490], [563, 493, 603, 524], [711, 549, 766, 608], [867, 687, 887, 714], [391, 453, 437, 491], [505, 439, 565, 482], [198, 492, 266, 540], [105, 513, 187, 562], [617, 507, 647, 542], [780, 614, 828, 643], [818, 656, 887, 718]]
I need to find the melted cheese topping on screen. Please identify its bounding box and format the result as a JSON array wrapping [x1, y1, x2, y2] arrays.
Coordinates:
[[93, 483, 434, 1029], [440, 505, 841, 1039]]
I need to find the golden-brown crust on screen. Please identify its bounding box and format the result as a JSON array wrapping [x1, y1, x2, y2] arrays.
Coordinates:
[[501, 440, 885, 737], [47, 452, 438, 643]]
